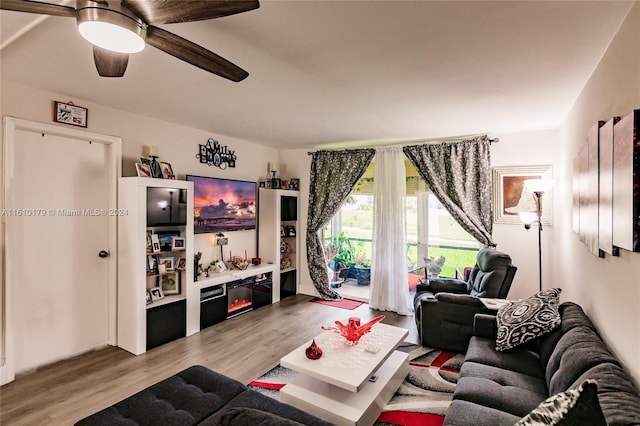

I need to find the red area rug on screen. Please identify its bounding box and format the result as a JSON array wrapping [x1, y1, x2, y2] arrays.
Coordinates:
[[249, 344, 463, 426], [310, 297, 363, 310]]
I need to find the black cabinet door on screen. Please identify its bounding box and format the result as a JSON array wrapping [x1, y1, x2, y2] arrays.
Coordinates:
[[146, 300, 186, 350]]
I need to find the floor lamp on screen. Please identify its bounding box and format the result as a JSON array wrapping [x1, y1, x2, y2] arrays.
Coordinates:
[[518, 179, 554, 292]]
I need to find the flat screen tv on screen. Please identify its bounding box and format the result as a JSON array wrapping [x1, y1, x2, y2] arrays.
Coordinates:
[[186, 175, 257, 234]]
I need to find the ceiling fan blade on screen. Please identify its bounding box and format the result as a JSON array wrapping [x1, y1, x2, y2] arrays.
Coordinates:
[[145, 25, 248, 82], [93, 46, 129, 77], [0, 0, 76, 16], [122, 0, 259, 25]]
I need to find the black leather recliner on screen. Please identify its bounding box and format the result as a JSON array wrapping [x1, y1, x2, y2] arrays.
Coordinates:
[[413, 247, 517, 352]]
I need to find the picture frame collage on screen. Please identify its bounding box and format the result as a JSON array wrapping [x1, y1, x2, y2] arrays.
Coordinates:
[[136, 156, 175, 179], [146, 230, 186, 304]]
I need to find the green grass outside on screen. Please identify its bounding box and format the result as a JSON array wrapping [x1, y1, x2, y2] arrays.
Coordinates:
[[329, 197, 479, 277]]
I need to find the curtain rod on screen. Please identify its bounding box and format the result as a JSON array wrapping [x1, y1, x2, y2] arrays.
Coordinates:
[[307, 136, 499, 155]]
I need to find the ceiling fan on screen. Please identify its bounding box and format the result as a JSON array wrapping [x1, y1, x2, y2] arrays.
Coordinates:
[[1, 0, 259, 81]]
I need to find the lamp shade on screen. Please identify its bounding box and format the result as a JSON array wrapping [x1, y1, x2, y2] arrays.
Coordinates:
[[524, 178, 554, 193]]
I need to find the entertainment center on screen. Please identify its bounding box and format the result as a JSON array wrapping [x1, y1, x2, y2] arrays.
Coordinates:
[[116, 177, 297, 355]]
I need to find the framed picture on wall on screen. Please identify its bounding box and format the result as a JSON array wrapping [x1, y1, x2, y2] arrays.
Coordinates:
[[492, 165, 553, 225]]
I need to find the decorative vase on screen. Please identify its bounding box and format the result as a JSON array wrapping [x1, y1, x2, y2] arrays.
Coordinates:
[[322, 315, 385, 345], [305, 339, 323, 360]]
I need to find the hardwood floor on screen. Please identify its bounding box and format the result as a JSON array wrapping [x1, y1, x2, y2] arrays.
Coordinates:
[[0, 295, 418, 425]]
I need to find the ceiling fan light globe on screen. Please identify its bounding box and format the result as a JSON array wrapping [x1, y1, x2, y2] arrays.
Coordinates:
[[77, 5, 146, 54], [78, 21, 145, 53]]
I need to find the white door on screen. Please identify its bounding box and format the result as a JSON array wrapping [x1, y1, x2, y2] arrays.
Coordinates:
[[2, 118, 120, 383]]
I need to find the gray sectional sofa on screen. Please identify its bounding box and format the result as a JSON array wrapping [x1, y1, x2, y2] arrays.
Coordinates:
[[444, 302, 640, 425], [75, 365, 334, 426]]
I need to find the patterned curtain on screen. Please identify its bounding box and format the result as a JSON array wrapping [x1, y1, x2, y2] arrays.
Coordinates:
[[403, 138, 495, 247], [307, 149, 375, 299]]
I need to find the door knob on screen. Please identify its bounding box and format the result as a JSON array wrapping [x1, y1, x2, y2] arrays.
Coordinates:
[[98, 250, 110, 258]]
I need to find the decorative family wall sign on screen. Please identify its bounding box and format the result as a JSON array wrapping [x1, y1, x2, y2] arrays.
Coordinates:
[[196, 138, 236, 169]]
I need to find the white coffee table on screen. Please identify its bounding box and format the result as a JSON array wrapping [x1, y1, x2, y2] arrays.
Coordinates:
[[280, 322, 409, 426]]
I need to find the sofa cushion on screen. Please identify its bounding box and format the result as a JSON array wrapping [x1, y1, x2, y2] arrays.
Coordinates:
[[421, 278, 469, 294], [514, 380, 605, 426], [465, 336, 544, 379], [495, 288, 562, 351], [545, 327, 620, 395], [444, 400, 520, 426], [452, 376, 546, 418], [537, 302, 597, 368], [459, 362, 547, 395], [200, 388, 335, 426], [569, 363, 640, 425], [214, 407, 306, 426], [75, 365, 247, 426]]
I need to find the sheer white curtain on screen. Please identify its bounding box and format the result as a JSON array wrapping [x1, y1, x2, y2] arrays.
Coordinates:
[[369, 147, 412, 315]]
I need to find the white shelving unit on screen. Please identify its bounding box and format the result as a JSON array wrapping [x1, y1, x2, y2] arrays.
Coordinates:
[[117, 177, 194, 355], [193, 264, 278, 290], [258, 188, 300, 302]]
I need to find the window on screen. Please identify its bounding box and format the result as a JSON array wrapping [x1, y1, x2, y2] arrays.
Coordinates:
[[324, 160, 478, 278]]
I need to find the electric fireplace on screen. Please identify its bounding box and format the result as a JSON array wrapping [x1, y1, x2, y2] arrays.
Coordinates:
[[227, 278, 253, 317]]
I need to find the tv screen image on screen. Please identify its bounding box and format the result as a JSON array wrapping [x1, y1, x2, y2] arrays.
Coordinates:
[[186, 175, 257, 234], [147, 187, 187, 227]]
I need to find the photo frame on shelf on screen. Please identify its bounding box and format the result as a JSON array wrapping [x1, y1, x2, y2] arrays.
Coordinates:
[[140, 157, 151, 166], [136, 163, 152, 177], [175, 257, 186, 270], [146, 290, 153, 305], [171, 236, 185, 251], [149, 286, 164, 301], [160, 256, 175, 271], [492, 165, 553, 225], [215, 261, 227, 272], [157, 231, 180, 251], [289, 178, 300, 190], [151, 234, 161, 253], [160, 161, 175, 179], [147, 255, 159, 274], [161, 273, 180, 295], [146, 230, 153, 251], [285, 225, 296, 237], [280, 225, 285, 237]]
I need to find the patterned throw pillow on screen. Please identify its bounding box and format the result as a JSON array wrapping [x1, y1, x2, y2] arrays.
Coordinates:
[[495, 288, 561, 351], [514, 379, 606, 425]]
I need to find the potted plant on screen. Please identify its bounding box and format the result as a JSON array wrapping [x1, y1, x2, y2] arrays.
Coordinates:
[[326, 232, 356, 280], [351, 258, 371, 285]]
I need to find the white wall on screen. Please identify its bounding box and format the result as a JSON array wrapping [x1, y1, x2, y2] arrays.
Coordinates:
[[556, 2, 640, 385], [491, 128, 561, 300], [0, 81, 279, 265]]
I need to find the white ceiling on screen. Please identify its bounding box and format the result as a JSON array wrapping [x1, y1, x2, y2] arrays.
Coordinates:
[[0, 0, 635, 149]]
